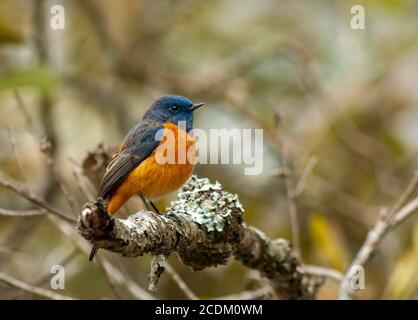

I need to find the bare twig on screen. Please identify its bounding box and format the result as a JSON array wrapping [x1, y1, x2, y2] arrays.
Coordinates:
[[101, 258, 155, 300], [12, 90, 40, 137], [283, 165, 302, 262], [72, 166, 95, 202], [7, 127, 31, 192], [38, 249, 79, 286], [165, 262, 199, 300], [388, 196, 418, 231], [40, 138, 80, 216], [0, 170, 75, 223], [387, 172, 418, 223], [0, 208, 45, 217], [9, 249, 79, 300], [303, 265, 343, 283], [294, 156, 319, 197], [0, 271, 76, 300], [274, 117, 302, 262], [339, 172, 418, 299]]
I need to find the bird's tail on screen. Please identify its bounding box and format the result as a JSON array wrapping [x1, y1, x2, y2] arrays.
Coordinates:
[[89, 246, 99, 262]]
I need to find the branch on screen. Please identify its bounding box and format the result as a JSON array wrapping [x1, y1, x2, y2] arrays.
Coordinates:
[[7, 249, 78, 300], [0, 170, 75, 223], [273, 111, 302, 262], [0, 208, 45, 217], [339, 172, 418, 299], [7, 127, 31, 190], [0, 271, 76, 300], [164, 262, 199, 300], [77, 175, 324, 299], [303, 265, 343, 283], [294, 156, 319, 197]]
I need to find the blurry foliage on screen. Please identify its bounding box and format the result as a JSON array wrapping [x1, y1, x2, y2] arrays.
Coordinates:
[[0, 0, 418, 299], [383, 220, 418, 299], [0, 21, 23, 44], [309, 213, 349, 271], [0, 66, 56, 93]]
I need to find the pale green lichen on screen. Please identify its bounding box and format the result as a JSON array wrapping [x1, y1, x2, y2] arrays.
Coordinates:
[[167, 175, 244, 232]]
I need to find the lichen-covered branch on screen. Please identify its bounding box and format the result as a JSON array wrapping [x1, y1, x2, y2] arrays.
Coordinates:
[[77, 176, 323, 299]]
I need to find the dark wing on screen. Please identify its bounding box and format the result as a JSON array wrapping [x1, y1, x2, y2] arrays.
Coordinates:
[[97, 122, 163, 199]]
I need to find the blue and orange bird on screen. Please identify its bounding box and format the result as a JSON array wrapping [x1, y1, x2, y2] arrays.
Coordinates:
[[89, 95, 204, 261]]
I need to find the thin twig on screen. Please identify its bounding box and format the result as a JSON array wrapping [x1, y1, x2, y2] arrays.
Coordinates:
[[95, 257, 125, 300], [387, 172, 418, 224], [339, 172, 418, 299], [0, 170, 75, 223], [9, 249, 79, 300], [389, 196, 418, 229], [303, 265, 343, 283], [7, 127, 31, 193], [13, 90, 40, 137], [39, 249, 79, 286], [72, 166, 95, 201], [0, 271, 76, 300], [294, 156, 319, 197], [165, 262, 199, 300], [41, 139, 80, 217], [0, 208, 45, 217], [275, 121, 302, 261]]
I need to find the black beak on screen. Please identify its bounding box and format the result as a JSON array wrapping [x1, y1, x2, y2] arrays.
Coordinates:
[[189, 102, 205, 111]]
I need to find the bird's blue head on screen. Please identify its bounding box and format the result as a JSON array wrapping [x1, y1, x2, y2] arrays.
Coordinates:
[[143, 95, 204, 132]]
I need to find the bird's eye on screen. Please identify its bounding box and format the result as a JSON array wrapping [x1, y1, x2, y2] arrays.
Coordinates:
[[170, 105, 180, 112]]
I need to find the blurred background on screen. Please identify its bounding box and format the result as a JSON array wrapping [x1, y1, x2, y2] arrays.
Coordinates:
[[1, 0, 418, 299]]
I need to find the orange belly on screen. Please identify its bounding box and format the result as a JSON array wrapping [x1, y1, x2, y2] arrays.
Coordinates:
[[107, 123, 195, 214]]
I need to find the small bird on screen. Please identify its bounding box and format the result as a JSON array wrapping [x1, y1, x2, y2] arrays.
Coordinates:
[[89, 95, 204, 261]]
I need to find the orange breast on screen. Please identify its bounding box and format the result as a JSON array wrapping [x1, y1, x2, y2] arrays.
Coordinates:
[[107, 123, 195, 214]]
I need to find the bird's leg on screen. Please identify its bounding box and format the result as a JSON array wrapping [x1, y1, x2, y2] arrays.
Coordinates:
[[137, 194, 181, 224], [138, 193, 153, 211], [138, 193, 161, 215], [149, 200, 161, 215]]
